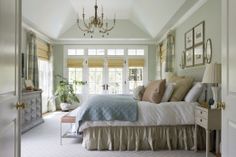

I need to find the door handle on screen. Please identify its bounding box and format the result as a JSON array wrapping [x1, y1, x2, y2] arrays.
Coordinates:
[[16, 102, 25, 110], [218, 102, 226, 110]]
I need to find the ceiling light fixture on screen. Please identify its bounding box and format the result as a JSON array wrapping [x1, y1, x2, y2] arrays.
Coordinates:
[[77, 0, 116, 38]]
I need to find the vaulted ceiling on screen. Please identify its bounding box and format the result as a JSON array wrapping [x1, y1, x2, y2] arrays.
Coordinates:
[[22, 0, 199, 40]]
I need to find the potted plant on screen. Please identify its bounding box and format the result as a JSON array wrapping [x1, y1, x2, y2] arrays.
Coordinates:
[[55, 75, 86, 111]]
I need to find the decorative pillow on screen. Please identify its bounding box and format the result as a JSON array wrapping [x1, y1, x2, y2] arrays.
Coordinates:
[[161, 83, 175, 102], [169, 76, 194, 101], [184, 82, 204, 102], [133, 85, 145, 100], [142, 79, 166, 103]]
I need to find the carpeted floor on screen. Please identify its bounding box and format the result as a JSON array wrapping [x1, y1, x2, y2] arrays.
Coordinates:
[[21, 112, 214, 157]]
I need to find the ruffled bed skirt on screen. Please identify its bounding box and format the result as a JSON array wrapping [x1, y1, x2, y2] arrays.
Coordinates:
[[82, 125, 206, 151]]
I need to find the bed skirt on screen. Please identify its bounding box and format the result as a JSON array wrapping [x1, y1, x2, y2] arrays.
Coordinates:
[[82, 125, 205, 151]]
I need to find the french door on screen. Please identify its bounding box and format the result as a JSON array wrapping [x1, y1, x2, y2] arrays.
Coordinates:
[[87, 64, 124, 95], [65, 47, 147, 96]]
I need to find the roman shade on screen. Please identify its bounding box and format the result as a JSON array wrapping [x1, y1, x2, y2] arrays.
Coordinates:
[[36, 39, 49, 60], [88, 58, 104, 67], [128, 59, 145, 67], [107, 59, 124, 68], [67, 58, 84, 68]]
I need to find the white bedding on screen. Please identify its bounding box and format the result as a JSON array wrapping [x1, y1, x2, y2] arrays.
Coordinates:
[[71, 101, 198, 132]]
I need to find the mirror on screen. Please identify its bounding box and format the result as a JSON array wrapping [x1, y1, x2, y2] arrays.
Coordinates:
[[205, 39, 212, 63]]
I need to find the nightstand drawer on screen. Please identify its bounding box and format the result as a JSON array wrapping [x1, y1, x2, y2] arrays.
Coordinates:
[[195, 108, 208, 119], [195, 116, 207, 128]]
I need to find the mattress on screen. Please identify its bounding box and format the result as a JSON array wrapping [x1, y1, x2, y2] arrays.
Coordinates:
[[73, 101, 198, 132]]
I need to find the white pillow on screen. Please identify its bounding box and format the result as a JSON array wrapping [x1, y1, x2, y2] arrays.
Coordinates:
[[133, 86, 145, 100], [161, 83, 175, 102], [184, 82, 203, 102]]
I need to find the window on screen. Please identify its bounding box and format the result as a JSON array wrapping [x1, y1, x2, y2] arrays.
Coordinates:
[[88, 49, 105, 55], [128, 49, 144, 56], [68, 49, 84, 55], [128, 67, 143, 93], [88, 68, 103, 94], [108, 68, 123, 94], [65, 46, 147, 95], [38, 59, 52, 113], [107, 49, 124, 55], [68, 68, 83, 94]]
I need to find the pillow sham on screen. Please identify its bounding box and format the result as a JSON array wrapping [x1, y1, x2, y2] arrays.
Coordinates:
[[184, 82, 203, 102], [133, 85, 145, 100], [142, 79, 166, 103], [161, 83, 175, 102], [169, 76, 194, 101]]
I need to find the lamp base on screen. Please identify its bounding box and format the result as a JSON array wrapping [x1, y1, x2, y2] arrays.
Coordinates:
[[211, 86, 219, 109]]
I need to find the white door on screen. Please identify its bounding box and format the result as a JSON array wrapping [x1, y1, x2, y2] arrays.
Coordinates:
[[0, 0, 21, 157], [221, 0, 236, 157]]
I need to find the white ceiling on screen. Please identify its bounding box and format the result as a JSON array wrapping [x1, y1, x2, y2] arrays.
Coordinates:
[[22, 0, 199, 40]]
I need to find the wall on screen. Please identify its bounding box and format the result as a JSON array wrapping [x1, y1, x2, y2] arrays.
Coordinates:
[[148, 45, 157, 81], [175, 0, 221, 81], [53, 44, 64, 92]]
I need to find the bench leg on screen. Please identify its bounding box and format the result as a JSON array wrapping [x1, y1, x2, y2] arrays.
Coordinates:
[[60, 122, 62, 145]]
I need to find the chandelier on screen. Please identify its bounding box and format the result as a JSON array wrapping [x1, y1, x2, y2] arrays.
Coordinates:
[[77, 0, 116, 38]]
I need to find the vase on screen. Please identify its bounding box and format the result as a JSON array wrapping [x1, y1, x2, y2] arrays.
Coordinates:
[[60, 102, 71, 111]]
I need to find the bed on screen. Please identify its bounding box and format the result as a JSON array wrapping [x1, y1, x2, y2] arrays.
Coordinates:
[[72, 95, 206, 151]]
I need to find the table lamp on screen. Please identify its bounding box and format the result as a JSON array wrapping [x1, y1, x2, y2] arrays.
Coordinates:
[[202, 63, 221, 109]]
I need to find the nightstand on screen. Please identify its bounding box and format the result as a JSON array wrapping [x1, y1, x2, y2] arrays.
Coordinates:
[[194, 105, 221, 157]]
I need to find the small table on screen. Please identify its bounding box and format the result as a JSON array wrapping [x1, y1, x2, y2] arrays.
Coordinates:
[[60, 112, 81, 145], [194, 105, 221, 157]]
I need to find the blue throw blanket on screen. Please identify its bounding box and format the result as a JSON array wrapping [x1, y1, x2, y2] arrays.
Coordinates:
[[77, 95, 138, 126]]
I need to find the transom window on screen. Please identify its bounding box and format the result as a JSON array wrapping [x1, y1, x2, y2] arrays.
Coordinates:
[[107, 49, 124, 56], [128, 49, 144, 56], [68, 49, 84, 55], [88, 49, 105, 55]]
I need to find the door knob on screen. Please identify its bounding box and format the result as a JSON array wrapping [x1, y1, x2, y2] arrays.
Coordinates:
[[16, 102, 25, 110], [218, 102, 226, 110]]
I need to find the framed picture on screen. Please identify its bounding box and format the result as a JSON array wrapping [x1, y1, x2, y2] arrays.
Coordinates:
[[185, 29, 194, 49], [194, 44, 204, 65], [185, 49, 194, 67], [194, 21, 205, 45], [25, 79, 34, 90]]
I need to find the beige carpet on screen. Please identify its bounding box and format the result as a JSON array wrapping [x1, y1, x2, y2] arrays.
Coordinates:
[[21, 112, 214, 157]]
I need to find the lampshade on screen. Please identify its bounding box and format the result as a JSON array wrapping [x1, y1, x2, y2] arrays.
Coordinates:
[[202, 63, 221, 84]]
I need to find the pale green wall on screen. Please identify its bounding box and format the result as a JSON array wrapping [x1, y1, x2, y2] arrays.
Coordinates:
[[148, 45, 157, 81], [53, 44, 64, 92], [175, 0, 221, 81]]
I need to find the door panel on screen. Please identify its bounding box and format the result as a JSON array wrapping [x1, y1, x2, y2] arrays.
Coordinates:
[[221, 0, 236, 157], [108, 68, 123, 94], [0, 0, 21, 157]]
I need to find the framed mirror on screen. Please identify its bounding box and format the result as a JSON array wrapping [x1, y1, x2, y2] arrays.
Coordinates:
[[205, 39, 212, 63]]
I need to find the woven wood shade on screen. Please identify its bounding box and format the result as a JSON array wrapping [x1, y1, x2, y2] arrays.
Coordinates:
[[128, 59, 145, 67]]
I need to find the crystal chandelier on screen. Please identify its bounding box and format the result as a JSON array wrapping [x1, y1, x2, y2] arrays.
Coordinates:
[[77, 0, 116, 38]]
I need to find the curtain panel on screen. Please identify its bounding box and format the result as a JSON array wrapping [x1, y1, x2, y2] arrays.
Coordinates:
[[165, 33, 175, 72], [27, 32, 39, 88]]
